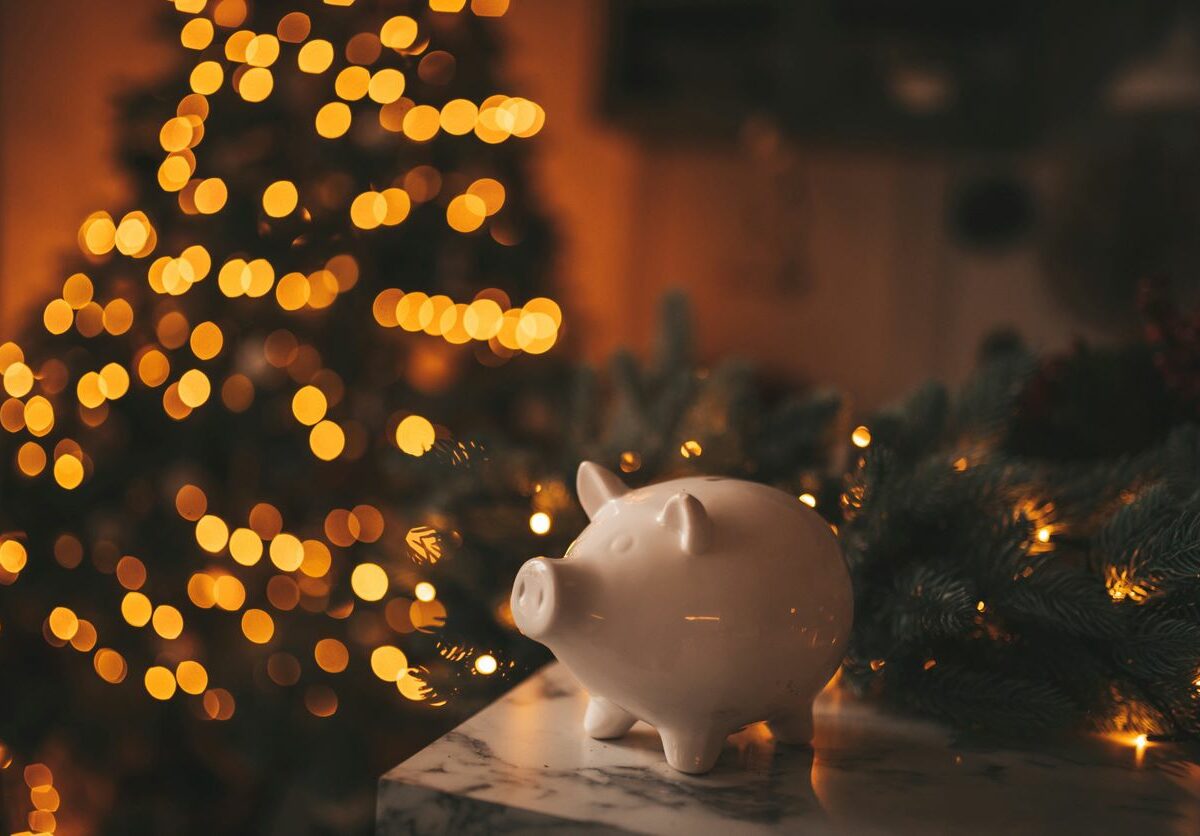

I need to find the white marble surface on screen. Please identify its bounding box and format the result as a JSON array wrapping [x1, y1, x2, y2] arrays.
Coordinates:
[[378, 663, 1200, 835]]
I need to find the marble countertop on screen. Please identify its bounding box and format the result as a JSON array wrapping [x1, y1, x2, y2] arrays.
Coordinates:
[[379, 663, 1200, 835]]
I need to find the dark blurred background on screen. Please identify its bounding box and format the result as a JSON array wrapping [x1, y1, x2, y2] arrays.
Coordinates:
[[8, 0, 1200, 410]]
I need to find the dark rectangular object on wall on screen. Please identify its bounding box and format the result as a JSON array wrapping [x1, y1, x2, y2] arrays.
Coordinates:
[[602, 0, 1180, 149]]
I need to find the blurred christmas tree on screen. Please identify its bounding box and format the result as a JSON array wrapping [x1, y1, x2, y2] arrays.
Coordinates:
[[0, 0, 566, 832]]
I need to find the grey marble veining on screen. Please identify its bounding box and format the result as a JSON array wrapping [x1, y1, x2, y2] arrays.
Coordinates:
[[378, 663, 1200, 835]]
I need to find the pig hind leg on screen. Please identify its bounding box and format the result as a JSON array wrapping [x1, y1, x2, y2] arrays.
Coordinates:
[[584, 696, 637, 739], [660, 723, 727, 774], [767, 702, 814, 746]]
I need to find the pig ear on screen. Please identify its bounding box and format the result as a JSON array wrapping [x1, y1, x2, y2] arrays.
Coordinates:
[[576, 461, 628, 520], [657, 492, 712, 555]]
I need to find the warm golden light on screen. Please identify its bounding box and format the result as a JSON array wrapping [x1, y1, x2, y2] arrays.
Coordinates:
[[396, 414, 436, 456], [145, 666, 178, 700], [229, 528, 263, 566], [315, 102, 352, 138], [195, 514, 230, 553], [403, 105, 441, 141], [94, 648, 127, 684], [190, 61, 224, 94], [440, 98, 478, 135], [291, 385, 328, 426], [48, 607, 80, 641], [315, 638, 350, 673], [269, 533, 304, 572], [474, 654, 497, 675], [335, 66, 371, 100], [414, 581, 436, 602], [0, 540, 28, 573], [178, 369, 212, 407], [368, 68, 405, 103], [370, 645, 408, 681], [467, 178, 505, 215], [472, 0, 510, 15], [351, 563, 389, 601], [176, 660, 208, 695], [350, 191, 388, 230], [246, 33, 280, 67], [529, 511, 551, 535], [3, 361, 34, 398], [194, 178, 229, 214], [309, 420, 345, 460], [263, 180, 299, 217], [241, 609, 275, 644], [54, 454, 85, 490], [380, 16, 418, 48], [277, 12, 311, 43], [446, 194, 487, 232], [852, 426, 872, 448], [799, 493, 817, 508], [298, 39, 334, 73], [116, 555, 146, 590], [213, 574, 247, 611], [121, 592, 153, 627], [180, 17, 215, 50], [152, 605, 184, 640]]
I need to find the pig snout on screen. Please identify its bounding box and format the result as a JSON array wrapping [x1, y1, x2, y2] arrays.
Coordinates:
[[512, 557, 560, 640]]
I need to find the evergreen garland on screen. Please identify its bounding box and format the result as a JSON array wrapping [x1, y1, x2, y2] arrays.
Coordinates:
[[587, 293, 1200, 741]]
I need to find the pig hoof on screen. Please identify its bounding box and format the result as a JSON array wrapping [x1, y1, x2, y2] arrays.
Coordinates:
[[767, 705, 814, 746], [584, 697, 636, 739], [660, 727, 726, 774]]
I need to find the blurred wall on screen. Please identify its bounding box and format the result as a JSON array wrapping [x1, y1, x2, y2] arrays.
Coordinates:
[[0, 0, 1097, 410], [0, 0, 173, 334], [501, 0, 1102, 407]]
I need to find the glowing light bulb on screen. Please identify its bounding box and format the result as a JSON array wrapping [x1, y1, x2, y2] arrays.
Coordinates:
[[529, 511, 551, 535]]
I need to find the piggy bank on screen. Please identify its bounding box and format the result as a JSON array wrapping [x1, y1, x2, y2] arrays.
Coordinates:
[[510, 462, 853, 774]]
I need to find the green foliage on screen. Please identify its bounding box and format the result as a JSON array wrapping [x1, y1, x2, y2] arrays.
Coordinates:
[[568, 295, 1198, 740], [838, 332, 1200, 739]]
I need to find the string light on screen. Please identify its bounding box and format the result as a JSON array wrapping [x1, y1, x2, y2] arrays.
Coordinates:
[[2, 7, 564, 809], [529, 511, 551, 535]]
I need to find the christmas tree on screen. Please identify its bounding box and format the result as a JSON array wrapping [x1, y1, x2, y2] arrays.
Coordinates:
[[0, 0, 566, 831]]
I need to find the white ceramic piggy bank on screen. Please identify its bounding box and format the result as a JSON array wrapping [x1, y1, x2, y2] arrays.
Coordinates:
[[510, 462, 853, 774]]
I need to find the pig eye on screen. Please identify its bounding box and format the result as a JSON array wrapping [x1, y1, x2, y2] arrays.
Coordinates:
[[610, 534, 634, 553]]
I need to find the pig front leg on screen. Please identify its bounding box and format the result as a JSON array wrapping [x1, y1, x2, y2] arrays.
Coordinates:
[[659, 723, 727, 774], [584, 696, 637, 739], [767, 703, 814, 746]]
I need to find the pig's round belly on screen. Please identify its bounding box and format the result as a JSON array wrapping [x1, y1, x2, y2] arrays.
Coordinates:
[[567, 482, 853, 730]]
